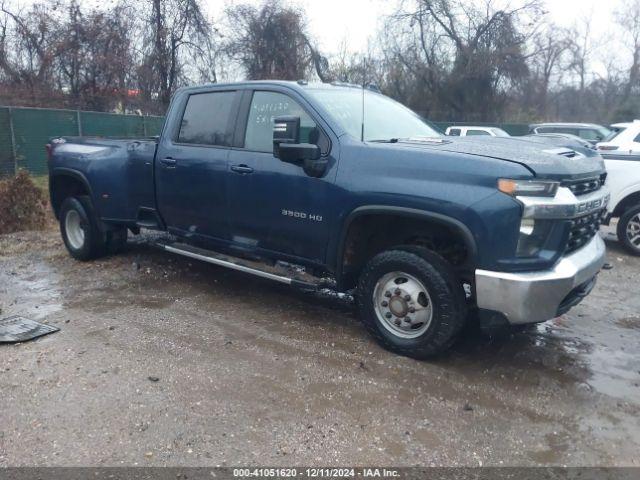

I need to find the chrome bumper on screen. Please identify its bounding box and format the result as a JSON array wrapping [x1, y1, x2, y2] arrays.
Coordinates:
[[475, 234, 606, 324]]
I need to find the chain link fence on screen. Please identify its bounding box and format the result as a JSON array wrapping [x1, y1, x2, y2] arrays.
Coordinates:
[[0, 106, 165, 178]]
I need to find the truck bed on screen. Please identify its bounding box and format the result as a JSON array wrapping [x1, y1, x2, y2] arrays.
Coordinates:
[[49, 136, 158, 223]]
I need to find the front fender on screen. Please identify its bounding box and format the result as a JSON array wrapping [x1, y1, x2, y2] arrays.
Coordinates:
[[330, 205, 480, 290]]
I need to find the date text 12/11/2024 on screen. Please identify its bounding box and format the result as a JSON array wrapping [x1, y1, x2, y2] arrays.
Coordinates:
[[232, 468, 400, 477]]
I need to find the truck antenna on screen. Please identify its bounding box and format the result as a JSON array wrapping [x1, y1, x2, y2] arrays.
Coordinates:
[[361, 57, 366, 142]]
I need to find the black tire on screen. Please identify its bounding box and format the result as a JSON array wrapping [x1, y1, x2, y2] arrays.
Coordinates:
[[356, 246, 467, 359], [617, 204, 640, 256], [59, 195, 106, 261]]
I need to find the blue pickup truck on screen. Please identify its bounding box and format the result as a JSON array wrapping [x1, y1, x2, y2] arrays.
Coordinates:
[[47, 81, 610, 357]]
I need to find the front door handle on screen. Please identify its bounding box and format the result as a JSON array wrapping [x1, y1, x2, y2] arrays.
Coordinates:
[[230, 164, 254, 174], [160, 157, 177, 168]]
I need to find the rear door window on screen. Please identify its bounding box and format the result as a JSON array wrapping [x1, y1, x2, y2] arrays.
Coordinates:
[[177, 91, 237, 146], [448, 128, 461, 136]]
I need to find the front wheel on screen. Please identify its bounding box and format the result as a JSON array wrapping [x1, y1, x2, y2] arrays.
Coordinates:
[[617, 204, 640, 256], [356, 247, 466, 359]]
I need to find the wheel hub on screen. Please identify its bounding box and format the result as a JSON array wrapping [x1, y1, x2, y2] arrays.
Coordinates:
[[372, 272, 433, 339], [65, 209, 85, 250], [388, 296, 409, 317]]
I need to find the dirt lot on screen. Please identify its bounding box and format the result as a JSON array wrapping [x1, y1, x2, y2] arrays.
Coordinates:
[[1, 225, 639, 467]]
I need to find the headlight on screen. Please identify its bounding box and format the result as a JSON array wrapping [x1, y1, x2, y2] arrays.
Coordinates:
[[498, 178, 559, 197], [516, 218, 554, 257]]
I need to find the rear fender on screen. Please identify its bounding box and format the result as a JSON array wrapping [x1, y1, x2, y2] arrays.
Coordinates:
[[50, 168, 95, 219]]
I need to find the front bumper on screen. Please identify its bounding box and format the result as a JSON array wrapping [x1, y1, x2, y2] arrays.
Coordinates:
[[475, 234, 606, 324]]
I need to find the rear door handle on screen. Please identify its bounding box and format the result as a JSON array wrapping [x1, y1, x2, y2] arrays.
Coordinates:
[[230, 164, 254, 174], [160, 157, 177, 168]]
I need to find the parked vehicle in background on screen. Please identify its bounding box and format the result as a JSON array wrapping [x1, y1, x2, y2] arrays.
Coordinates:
[[525, 133, 594, 150], [526, 125, 640, 255], [596, 120, 640, 156], [47, 81, 609, 358], [445, 126, 510, 137], [598, 146, 640, 255], [606, 122, 630, 137], [528, 123, 611, 145]]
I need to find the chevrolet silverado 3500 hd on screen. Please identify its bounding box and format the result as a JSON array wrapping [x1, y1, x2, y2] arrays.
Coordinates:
[[47, 81, 609, 357]]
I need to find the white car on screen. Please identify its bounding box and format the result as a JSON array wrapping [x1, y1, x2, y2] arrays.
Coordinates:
[[600, 154, 640, 255], [596, 121, 638, 155], [445, 126, 510, 137]]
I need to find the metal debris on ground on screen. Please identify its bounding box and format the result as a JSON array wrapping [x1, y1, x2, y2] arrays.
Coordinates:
[[0, 315, 59, 343]]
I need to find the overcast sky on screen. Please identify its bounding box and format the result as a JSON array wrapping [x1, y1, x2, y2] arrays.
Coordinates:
[[14, 0, 628, 73], [212, 0, 619, 57]]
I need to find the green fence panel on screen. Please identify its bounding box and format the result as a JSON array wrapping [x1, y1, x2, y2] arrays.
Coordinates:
[[80, 111, 145, 137], [0, 107, 167, 177], [143, 116, 166, 136], [498, 123, 530, 136], [0, 107, 14, 176], [11, 108, 79, 175]]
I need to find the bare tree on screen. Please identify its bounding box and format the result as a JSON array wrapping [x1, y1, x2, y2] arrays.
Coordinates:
[[325, 41, 383, 86], [0, 0, 638, 123], [137, 0, 218, 108], [0, 0, 59, 103], [225, 0, 328, 81], [617, 0, 640, 103], [523, 25, 571, 118], [383, 0, 543, 121], [567, 18, 595, 101], [55, 1, 133, 110]]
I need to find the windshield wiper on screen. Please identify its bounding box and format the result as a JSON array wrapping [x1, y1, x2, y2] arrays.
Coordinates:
[[369, 138, 400, 143]]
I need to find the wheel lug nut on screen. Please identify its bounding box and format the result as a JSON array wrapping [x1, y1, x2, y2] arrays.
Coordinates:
[[395, 289, 401, 295], [385, 312, 392, 319], [384, 291, 392, 297], [409, 307, 415, 313], [395, 319, 402, 325], [381, 301, 388, 307], [404, 294, 411, 301]]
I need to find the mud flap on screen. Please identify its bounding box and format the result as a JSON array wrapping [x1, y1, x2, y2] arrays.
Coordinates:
[[0, 316, 59, 343]]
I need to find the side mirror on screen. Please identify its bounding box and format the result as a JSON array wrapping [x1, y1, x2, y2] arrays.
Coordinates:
[[273, 115, 300, 157], [273, 116, 327, 177], [278, 143, 321, 162]]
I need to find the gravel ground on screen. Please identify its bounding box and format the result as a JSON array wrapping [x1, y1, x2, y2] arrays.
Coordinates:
[[0, 226, 639, 467]]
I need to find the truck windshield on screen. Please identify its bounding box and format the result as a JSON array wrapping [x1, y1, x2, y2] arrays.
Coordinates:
[[307, 88, 441, 142]]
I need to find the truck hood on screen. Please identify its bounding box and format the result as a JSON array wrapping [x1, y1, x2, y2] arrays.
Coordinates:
[[395, 136, 605, 179]]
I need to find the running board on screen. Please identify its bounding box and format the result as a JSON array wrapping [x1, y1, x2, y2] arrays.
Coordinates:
[[156, 241, 320, 290]]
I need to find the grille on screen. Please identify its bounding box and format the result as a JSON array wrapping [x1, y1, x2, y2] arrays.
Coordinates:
[[565, 209, 606, 253], [563, 174, 606, 196]]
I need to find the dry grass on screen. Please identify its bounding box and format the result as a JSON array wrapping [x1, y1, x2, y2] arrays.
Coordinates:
[[31, 175, 50, 195], [0, 171, 49, 234]]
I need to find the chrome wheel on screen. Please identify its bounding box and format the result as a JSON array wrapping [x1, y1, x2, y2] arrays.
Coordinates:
[[627, 213, 640, 248], [65, 209, 85, 250], [372, 271, 433, 339]]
